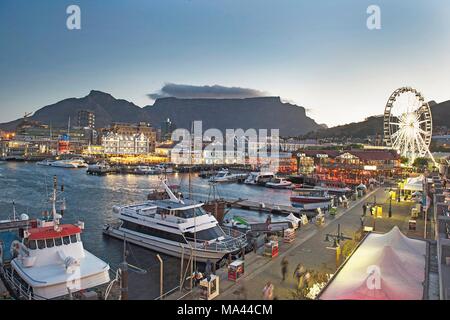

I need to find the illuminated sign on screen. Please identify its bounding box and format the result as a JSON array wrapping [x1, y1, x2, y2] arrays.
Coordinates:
[[364, 165, 377, 171], [316, 154, 328, 158]]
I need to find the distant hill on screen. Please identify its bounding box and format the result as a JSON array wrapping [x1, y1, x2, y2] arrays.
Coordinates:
[[143, 96, 321, 136], [304, 100, 450, 139], [0, 91, 321, 136], [0, 90, 150, 131]]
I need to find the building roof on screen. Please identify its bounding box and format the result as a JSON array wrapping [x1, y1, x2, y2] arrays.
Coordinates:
[[296, 149, 400, 161], [347, 150, 400, 161]]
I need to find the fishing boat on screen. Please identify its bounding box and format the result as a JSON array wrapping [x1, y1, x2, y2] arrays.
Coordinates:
[[209, 169, 247, 183], [265, 177, 293, 189], [0, 177, 110, 300], [244, 171, 275, 185], [290, 188, 333, 206], [103, 180, 247, 263]]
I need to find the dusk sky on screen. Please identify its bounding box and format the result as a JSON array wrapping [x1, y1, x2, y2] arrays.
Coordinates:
[[0, 0, 449, 127]]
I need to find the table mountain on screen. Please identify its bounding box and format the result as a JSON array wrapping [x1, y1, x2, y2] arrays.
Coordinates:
[[0, 91, 321, 136], [143, 96, 321, 136]]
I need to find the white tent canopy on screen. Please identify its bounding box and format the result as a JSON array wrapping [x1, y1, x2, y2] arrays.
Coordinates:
[[319, 227, 426, 300], [403, 175, 424, 192]]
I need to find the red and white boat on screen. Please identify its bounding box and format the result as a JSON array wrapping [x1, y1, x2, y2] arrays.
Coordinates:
[[0, 176, 110, 300], [290, 188, 333, 205]]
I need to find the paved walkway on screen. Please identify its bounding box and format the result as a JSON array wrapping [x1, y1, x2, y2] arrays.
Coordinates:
[[165, 186, 426, 300]]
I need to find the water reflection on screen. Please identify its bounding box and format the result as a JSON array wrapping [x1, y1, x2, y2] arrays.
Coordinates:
[[0, 162, 292, 299]]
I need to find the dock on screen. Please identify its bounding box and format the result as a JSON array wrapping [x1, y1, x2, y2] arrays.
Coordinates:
[[223, 198, 304, 216]]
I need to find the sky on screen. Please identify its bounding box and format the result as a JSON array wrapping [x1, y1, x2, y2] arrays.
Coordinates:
[[0, 0, 449, 127]]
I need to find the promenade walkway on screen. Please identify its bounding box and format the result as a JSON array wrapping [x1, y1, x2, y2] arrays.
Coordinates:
[[165, 185, 426, 300]]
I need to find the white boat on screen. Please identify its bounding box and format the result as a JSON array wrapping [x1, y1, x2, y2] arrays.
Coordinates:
[[70, 158, 88, 168], [244, 171, 275, 185], [209, 169, 247, 183], [135, 165, 161, 175], [265, 177, 293, 189], [87, 162, 113, 175], [313, 185, 352, 194], [36, 159, 55, 166], [51, 158, 88, 168], [0, 177, 110, 300], [103, 181, 247, 263], [155, 164, 174, 174]]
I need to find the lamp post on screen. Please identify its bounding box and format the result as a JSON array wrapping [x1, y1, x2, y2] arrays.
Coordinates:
[[388, 190, 393, 218], [324, 224, 352, 268]]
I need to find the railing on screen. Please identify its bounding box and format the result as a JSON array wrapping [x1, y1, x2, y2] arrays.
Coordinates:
[[184, 226, 247, 253], [1, 267, 47, 300]]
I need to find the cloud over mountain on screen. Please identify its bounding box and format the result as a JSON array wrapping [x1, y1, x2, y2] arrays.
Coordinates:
[[148, 83, 267, 100]]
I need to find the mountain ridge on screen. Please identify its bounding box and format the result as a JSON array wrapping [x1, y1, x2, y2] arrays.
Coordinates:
[[0, 91, 321, 136]]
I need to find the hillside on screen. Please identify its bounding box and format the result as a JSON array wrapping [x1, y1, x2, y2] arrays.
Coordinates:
[[305, 100, 450, 139], [0, 92, 321, 136]]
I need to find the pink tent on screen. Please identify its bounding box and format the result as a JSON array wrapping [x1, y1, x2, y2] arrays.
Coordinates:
[[319, 227, 426, 300]]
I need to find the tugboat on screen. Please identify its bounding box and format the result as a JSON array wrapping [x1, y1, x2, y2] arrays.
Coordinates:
[[103, 180, 247, 263], [0, 176, 110, 300]]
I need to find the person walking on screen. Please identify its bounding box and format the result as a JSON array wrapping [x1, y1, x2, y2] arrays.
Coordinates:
[[362, 203, 367, 216], [281, 257, 289, 282], [293, 263, 305, 290], [262, 281, 274, 300]]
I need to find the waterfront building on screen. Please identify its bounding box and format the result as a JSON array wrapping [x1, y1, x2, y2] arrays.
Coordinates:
[[294, 149, 401, 184], [160, 118, 175, 142], [77, 110, 95, 129], [102, 132, 151, 155], [99, 122, 156, 152]]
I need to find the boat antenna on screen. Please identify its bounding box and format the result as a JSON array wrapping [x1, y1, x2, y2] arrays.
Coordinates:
[[162, 179, 183, 203], [188, 121, 193, 200], [12, 201, 16, 221]]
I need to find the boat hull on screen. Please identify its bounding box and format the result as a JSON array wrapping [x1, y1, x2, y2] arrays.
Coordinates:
[[290, 196, 332, 204], [103, 226, 232, 263]]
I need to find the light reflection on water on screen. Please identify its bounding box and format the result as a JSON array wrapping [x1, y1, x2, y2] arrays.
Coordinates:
[[0, 162, 293, 299]]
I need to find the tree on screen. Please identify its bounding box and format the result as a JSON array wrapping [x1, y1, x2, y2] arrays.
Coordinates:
[[400, 156, 409, 165], [413, 157, 429, 169]]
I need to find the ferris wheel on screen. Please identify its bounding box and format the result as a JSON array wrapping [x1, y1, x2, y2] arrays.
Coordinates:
[[383, 87, 434, 163]]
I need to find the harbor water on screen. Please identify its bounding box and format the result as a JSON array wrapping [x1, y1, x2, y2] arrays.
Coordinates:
[[0, 162, 294, 299]]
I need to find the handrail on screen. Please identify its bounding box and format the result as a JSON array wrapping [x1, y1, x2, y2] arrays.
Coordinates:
[[183, 226, 247, 253]]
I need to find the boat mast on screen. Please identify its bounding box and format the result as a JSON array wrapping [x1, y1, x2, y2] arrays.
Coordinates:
[[12, 201, 16, 221], [189, 121, 197, 271]]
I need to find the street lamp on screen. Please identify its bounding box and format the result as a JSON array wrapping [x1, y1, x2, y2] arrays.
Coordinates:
[[324, 224, 352, 268], [388, 189, 393, 218]]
